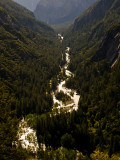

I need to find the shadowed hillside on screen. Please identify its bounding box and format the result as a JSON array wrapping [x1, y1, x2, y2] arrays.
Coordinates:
[[0, 1, 63, 159]]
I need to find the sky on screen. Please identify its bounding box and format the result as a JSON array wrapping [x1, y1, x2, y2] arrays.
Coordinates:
[[13, 0, 40, 11]]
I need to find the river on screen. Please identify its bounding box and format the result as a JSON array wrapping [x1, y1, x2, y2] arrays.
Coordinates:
[[53, 34, 80, 112], [17, 34, 80, 153]]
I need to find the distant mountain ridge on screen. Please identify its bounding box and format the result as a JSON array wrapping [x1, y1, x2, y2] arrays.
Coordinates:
[[34, 0, 97, 25]]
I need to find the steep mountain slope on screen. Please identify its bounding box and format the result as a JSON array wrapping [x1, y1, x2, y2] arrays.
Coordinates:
[[64, 0, 120, 157], [1, 0, 120, 159], [92, 24, 120, 66], [0, 2, 63, 159], [73, 0, 115, 31], [34, 0, 97, 25], [13, 0, 40, 11], [0, 0, 53, 36], [65, 0, 120, 65], [0, 1, 63, 122]]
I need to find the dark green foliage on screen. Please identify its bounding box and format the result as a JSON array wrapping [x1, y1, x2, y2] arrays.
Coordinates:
[[64, 0, 120, 156], [55, 91, 71, 103], [61, 133, 75, 149], [64, 40, 120, 155], [37, 147, 87, 160], [64, 0, 120, 64], [0, 2, 63, 159], [1, 0, 120, 159], [0, 97, 29, 160], [0, 0, 54, 37], [0, 5, 62, 116], [35, 110, 92, 154]]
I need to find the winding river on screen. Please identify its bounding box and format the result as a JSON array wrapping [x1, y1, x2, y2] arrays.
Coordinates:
[[17, 34, 80, 153], [53, 34, 80, 112]]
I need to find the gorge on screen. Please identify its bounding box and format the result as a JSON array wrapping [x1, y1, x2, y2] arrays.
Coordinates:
[[0, 0, 120, 159]]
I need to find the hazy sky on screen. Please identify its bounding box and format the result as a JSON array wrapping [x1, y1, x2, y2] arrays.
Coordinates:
[[13, 0, 40, 11]]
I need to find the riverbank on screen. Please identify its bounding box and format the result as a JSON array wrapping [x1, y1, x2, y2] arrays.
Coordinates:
[[17, 34, 80, 153], [52, 35, 80, 112]]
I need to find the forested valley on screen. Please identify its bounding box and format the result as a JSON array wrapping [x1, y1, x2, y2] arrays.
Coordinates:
[[0, 0, 120, 160], [0, 0, 64, 159]]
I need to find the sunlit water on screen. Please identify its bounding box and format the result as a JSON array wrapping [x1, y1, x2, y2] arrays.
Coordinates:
[[53, 38, 80, 112], [17, 118, 39, 153], [17, 34, 80, 152]]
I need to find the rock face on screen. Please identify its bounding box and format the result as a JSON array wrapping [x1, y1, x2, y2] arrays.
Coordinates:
[[66, 0, 120, 67], [92, 25, 120, 66], [71, 0, 120, 66], [34, 0, 97, 25]]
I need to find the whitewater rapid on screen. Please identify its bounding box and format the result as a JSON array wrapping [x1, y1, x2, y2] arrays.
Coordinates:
[[53, 39, 80, 112], [17, 34, 80, 153]]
